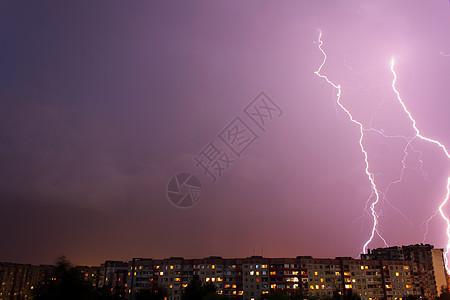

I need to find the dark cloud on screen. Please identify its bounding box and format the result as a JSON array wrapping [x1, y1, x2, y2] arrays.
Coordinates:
[[0, 0, 449, 265]]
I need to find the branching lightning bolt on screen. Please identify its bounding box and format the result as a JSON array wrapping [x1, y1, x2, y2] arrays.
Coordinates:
[[314, 31, 450, 267], [390, 58, 450, 270], [314, 30, 387, 254]]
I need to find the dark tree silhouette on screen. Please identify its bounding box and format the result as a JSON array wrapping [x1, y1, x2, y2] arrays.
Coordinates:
[[437, 286, 450, 300], [259, 291, 290, 300], [33, 256, 99, 300], [33, 256, 120, 300], [329, 289, 361, 300], [343, 291, 360, 300], [259, 289, 320, 300], [181, 275, 226, 300], [135, 286, 167, 300]]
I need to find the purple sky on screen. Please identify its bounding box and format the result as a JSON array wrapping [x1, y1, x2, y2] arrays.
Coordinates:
[[1, 1, 449, 266]]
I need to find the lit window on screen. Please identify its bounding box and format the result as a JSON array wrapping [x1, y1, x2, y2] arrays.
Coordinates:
[[310, 285, 314, 290], [345, 284, 352, 289], [314, 272, 318, 276], [212, 265, 215, 269], [406, 285, 412, 289]]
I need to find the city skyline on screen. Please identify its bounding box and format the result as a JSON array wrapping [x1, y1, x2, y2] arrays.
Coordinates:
[[1, 243, 447, 300]]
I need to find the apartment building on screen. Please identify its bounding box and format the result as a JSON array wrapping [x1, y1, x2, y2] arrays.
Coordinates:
[[0, 263, 55, 300], [363, 244, 448, 298], [98, 260, 128, 297], [125, 255, 437, 300]]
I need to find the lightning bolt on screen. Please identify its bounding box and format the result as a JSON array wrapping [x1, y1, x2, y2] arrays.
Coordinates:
[[390, 58, 450, 270], [314, 30, 387, 254], [314, 31, 450, 268]]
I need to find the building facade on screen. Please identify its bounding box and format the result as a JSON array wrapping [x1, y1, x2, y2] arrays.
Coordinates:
[[362, 244, 448, 299], [0, 263, 55, 300], [125, 255, 437, 300], [98, 260, 128, 298]]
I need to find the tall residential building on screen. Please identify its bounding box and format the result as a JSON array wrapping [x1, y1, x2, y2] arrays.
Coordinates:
[[362, 244, 448, 298], [0, 263, 35, 300], [0, 263, 55, 300]]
